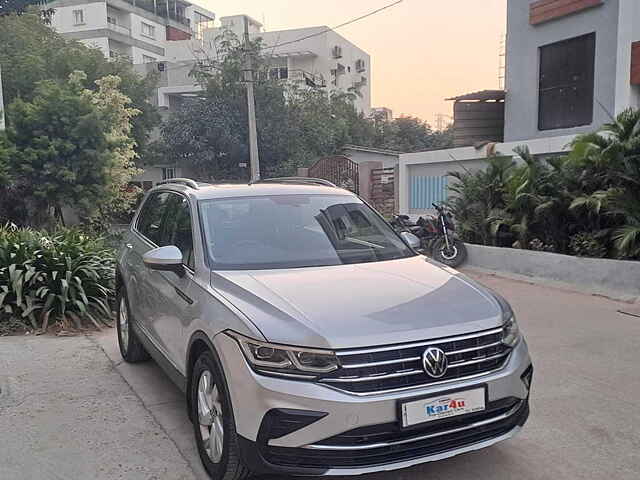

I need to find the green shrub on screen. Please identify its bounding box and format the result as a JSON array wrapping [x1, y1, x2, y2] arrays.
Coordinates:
[[0, 224, 115, 331], [569, 232, 608, 258]]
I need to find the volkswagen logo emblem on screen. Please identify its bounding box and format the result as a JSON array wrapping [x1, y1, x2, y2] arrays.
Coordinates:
[[422, 347, 448, 378]]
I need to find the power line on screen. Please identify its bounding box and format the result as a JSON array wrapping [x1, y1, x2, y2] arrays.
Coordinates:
[[158, 0, 404, 74], [260, 0, 404, 51]]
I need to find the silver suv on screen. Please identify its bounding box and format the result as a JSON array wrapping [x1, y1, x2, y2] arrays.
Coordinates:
[[116, 178, 532, 479]]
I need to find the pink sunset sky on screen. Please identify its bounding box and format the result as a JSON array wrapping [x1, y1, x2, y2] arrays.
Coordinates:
[[199, 0, 508, 127]]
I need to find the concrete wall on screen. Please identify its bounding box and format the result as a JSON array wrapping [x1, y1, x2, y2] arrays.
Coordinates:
[[344, 150, 398, 168], [504, 0, 621, 142], [132, 165, 196, 186], [398, 134, 576, 215], [51, 3, 108, 33], [464, 244, 640, 303]]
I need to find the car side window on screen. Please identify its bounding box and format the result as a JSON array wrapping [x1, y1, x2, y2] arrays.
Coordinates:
[[162, 193, 195, 270], [136, 192, 171, 245]]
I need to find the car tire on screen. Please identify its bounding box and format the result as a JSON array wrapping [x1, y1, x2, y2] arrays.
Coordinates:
[[191, 350, 252, 480], [116, 289, 150, 363]]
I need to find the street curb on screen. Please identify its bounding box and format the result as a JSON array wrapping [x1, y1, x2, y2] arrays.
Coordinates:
[[464, 244, 640, 304]]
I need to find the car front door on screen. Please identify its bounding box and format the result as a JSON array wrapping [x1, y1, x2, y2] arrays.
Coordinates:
[[126, 191, 171, 339], [142, 192, 196, 368]]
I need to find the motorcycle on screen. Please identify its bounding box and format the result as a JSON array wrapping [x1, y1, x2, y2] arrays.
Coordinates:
[[391, 203, 468, 268]]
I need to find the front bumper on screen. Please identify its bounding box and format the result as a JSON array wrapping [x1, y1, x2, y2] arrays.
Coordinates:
[[214, 333, 532, 476]]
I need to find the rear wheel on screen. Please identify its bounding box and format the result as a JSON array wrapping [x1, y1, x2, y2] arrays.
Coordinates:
[[116, 289, 150, 363], [432, 238, 468, 267], [191, 351, 252, 480]]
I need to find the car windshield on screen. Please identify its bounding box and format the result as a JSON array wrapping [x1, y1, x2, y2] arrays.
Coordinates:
[[199, 194, 415, 270]]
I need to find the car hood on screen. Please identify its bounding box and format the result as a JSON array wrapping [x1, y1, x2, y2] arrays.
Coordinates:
[[211, 256, 503, 350]]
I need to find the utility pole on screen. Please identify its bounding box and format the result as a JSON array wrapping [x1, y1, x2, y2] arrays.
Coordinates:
[[0, 64, 5, 132], [243, 15, 261, 181]]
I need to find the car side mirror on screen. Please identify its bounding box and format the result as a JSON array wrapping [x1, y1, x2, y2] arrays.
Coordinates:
[[400, 231, 421, 249], [143, 246, 184, 276]]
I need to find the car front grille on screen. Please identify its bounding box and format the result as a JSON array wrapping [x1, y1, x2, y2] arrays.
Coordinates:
[[319, 327, 511, 394], [265, 398, 528, 469]]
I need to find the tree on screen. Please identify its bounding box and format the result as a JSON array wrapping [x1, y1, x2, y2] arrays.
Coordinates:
[[6, 72, 140, 226], [0, 11, 159, 160], [0, 1, 45, 16], [161, 33, 376, 180], [370, 114, 453, 153]]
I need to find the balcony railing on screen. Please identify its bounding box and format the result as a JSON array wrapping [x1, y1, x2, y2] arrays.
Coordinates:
[[106, 22, 132, 36], [121, 0, 192, 27], [289, 70, 326, 88]]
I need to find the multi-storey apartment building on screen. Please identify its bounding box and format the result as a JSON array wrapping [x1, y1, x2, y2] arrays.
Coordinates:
[[48, 0, 215, 64], [160, 14, 372, 115]]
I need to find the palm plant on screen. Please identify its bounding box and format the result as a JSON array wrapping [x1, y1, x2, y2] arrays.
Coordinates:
[[448, 155, 514, 246]]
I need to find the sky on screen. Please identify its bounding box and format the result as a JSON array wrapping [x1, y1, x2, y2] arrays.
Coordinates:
[[198, 0, 507, 126]]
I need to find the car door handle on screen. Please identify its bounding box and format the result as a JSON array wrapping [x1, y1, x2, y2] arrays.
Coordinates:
[[175, 287, 194, 305]]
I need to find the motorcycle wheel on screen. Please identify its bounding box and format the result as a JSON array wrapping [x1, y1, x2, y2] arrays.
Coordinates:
[[432, 238, 467, 267]]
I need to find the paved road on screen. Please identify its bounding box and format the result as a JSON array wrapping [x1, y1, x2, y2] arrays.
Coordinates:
[[1, 271, 639, 479]]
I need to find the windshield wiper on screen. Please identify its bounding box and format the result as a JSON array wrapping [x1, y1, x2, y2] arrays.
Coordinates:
[[345, 237, 385, 249]]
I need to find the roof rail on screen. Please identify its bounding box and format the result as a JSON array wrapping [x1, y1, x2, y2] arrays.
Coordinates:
[[156, 178, 200, 189], [251, 177, 337, 188]]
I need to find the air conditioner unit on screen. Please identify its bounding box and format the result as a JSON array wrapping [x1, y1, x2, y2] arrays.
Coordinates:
[[332, 45, 343, 59]]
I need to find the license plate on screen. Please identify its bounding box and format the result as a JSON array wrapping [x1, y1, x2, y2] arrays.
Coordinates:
[[400, 387, 486, 428]]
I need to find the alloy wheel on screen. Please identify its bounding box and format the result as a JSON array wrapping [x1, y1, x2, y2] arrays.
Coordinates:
[[118, 296, 129, 350], [197, 370, 225, 463]]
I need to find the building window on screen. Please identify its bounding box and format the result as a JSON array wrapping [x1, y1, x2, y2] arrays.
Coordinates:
[[538, 32, 596, 131], [269, 67, 288, 80], [73, 9, 84, 25], [142, 55, 156, 63], [141, 22, 155, 39], [107, 16, 116, 25], [162, 167, 176, 180]]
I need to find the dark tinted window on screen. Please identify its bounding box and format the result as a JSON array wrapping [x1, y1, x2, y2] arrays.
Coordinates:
[[136, 192, 171, 245], [162, 193, 195, 269], [538, 33, 595, 131]]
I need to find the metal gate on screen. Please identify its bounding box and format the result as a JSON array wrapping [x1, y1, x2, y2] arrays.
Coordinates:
[[308, 155, 359, 194]]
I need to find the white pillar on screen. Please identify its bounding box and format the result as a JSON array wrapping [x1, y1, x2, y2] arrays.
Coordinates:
[[615, 0, 635, 114], [398, 157, 409, 214]]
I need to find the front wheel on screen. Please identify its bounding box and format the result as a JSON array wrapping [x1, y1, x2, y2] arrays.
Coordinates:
[[191, 351, 252, 480], [432, 238, 468, 267]]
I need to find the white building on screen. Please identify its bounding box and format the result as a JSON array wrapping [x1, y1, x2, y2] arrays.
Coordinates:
[[397, 0, 640, 215], [48, 0, 215, 65], [161, 14, 372, 115]]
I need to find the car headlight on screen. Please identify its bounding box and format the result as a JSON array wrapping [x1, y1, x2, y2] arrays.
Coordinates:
[[227, 331, 340, 377], [502, 315, 520, 347], [492, 292, 521, 347]]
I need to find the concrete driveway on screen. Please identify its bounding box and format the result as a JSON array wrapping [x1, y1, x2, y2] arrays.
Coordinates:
[[1, 271, 639, 479]]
